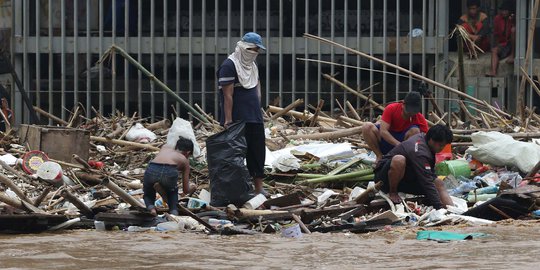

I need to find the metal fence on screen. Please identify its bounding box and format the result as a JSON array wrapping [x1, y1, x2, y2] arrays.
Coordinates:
[[11, 0, 452, 123]]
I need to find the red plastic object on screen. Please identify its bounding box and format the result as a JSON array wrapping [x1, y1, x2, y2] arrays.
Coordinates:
[[435, 144, 452, 164], [21, 150, 49, 174], [88, 160, 104, 170]]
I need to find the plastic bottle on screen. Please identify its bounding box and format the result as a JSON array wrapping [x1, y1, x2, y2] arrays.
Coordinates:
[[449, 181, 477, 196], [468, 186, 499, 196], [208, 218, 232, 227]]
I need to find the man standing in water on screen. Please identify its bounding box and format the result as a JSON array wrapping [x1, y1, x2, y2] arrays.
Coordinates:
[[217, 32, 266, 195]]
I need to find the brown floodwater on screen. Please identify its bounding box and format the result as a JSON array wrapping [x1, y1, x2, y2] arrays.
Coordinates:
[[0, 220, 539, 270]]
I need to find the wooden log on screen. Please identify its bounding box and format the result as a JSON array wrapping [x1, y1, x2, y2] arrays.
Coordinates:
[[309, 100, 325, 127], [102, 178, 146, 209], [525, 160, 540, 178], [91, 136, 160, 151], [0, 192, 24, 209], [304, 33, 512, 119], [33, 187, 52, 207], [74, 172, 104, 186], [355, 181, 383, 204], [33, 106, 69, 125], [488, 204, 513, 220], [60, 190, 95, 218], [0, 172, 32, 203], [72, 154, 92, 170], [270, 99, 304, 120], [323, 74, 385, 111], [292, 213, 311, 234], [285, 126, 363, 140], [517, 0, 540, 120], [146, 119, 171, 131], [105, 122, 124, 139]]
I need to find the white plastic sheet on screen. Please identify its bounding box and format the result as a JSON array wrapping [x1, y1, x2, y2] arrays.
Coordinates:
[[467, 131, 540, 173], [125, 123, 157, 143], [265, 142, 354, 170]]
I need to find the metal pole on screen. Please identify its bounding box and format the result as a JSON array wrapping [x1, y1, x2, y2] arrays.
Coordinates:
[[112, 0, 117, 115], [86, 0, 91, 118], [279, 0, 283, 107], [292, 0, 296, 101], [201, 0, 206, 112], [137, 0, 142, 115], [48, 0, 53, 124], [74, 0, 79, 109], [266, 0, 270, 106], [124, 0, 130, 114], [177, 0, 181, 114], [36, 0, 41, 111], [99, 0, 104, 115], [163, 0, 169, 117], [150, 0, 155, 121], [396, 0, 400, 98], [304, 0, 309, 109], [188, 0, 193, 120]]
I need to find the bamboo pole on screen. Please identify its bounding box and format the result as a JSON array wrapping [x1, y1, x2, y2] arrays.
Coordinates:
[[284, 126, 363, 140], [101, 177, 146, 209], [292, 213, 311, 234], [270, 99, 304, 120], [520, 66, 540, 98], [99, 45, 209, 124], [304, 33, 513, 118], [267, 105, 337, 124], [517, 0, 540, 121], [61, 190, 95, 218], [346, 101, 361, 120], [90, 136, 160, 151], [338, 115, 364, 127], [33, 106, 69, 125], [297, 169, 373, 185], [323, 74, 385, 111]]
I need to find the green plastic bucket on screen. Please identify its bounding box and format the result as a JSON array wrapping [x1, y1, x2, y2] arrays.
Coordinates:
[[435, 160, 471, 178]]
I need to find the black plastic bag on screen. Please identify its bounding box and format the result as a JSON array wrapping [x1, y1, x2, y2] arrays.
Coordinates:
[[207, 121, 253, 207]]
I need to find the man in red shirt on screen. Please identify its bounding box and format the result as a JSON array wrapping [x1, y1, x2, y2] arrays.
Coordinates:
[[486, 1, 515, 77], [362, 91, 429, 163], [457, 0, 490, 54]]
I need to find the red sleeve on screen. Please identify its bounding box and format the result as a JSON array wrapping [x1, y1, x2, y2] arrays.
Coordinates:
[[415, 114, 429, 133], [381, 103, 397, 125]]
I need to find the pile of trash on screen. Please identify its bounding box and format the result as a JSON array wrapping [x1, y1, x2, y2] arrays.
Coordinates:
[[0, 102, 539, 238]]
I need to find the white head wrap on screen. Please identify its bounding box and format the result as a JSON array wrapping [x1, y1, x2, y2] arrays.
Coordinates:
[[227, 40, 260, 89]]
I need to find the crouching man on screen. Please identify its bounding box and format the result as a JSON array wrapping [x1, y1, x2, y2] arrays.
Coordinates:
[[373, 124, 454, 209]]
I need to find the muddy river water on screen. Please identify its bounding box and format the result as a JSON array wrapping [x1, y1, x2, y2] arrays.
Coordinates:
[[0, 220, 539, 269]]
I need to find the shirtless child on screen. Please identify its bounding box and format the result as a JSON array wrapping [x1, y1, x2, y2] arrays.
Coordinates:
[[143, 137, 196, 216]]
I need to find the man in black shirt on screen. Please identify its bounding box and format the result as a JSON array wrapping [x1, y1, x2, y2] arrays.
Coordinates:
[[374, 124, 454, 209]]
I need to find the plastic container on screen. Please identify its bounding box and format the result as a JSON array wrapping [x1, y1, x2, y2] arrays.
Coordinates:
[[281, 223, 302, 238], [243, 194, 267, 209], [187, 198, 208, 209], [94, 220, 106, 231], [448, 181, 477, 196], [435, 160, 471, 178], [467, 193, 497, 203], [156, 221, 181, 232]]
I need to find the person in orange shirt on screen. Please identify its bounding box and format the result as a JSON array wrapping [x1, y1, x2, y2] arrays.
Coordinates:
[[457, 0, 490, 55]]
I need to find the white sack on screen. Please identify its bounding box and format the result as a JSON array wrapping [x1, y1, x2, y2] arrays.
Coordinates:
[[166, 118, 201, 157], [467, 131, 540, 173]]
